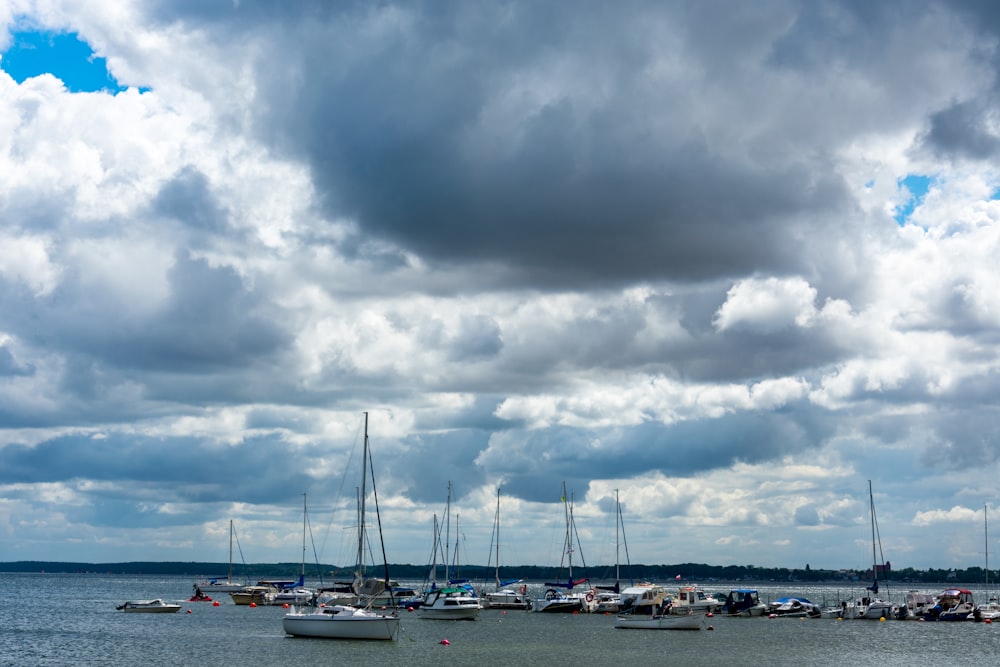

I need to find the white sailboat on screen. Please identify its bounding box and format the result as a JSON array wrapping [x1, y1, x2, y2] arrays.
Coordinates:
[[196, 520, 249, 594], [842, 480, 894, 620], [483, 487, 531, 610], [533, 482, 594, 613], [282, 413, 401, 640]]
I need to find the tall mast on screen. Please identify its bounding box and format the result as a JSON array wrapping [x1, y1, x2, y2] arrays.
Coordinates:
[[869, 480, 877, 584], [444, 481, 452, 583], [301, 493, 307, 579], [987, 504, 990, 594], [494, 488, 501, 589], [356, 412, 369, 581], [228, 519, 233, 584], [563, 482, 573, 580], [614, 489, 621, 585]]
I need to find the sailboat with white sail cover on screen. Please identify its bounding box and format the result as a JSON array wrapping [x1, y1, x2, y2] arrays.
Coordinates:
[[282, 413, 400, 640]]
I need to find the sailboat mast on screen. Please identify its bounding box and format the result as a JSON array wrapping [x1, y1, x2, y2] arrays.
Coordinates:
[[563, 482, 573, 580], [869, 480, 877, 581], [987, 504, 990, 594], [494, 488, 501, 589], [615, 489, 620, 585], [228, 519, 233, 584], [301, 493, 307, 579], [357, 412, 369, 580], [445, 481, 452, 583]]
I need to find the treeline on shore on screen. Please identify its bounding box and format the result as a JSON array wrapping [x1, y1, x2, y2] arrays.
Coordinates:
[[0, 561, 994, 585]]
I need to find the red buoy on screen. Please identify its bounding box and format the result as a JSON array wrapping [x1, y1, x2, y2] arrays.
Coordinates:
[[440, 639, 450, 646]]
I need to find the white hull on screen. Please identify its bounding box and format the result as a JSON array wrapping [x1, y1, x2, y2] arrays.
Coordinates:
[[533, 595, 585, 613], [419, 607, 480, 620], [484, 590, 532, 610], [118, 599, 181, 613], [615, 612, 705, 630], [283, 606, 400, 640], [197, 582, 246, 594]]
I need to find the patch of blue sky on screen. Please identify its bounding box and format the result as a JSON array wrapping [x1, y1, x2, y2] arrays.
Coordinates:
[[894, 174, 933, 226], [0, 29, 138, 94]]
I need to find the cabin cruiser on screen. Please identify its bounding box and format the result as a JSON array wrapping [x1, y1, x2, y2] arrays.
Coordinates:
[[419, 585, 481, 620], [483, 585, 532, 610], [922, 588, 977, 621], [670, 585, 723, 614]]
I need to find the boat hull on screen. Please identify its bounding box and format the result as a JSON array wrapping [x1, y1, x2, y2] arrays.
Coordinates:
[[118, 600, 181, 613], [615, 612, 705, 630], [283, 608, 400, 640]]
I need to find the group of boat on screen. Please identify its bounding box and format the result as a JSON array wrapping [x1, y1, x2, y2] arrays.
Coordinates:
[[122, 418, 995, 639]]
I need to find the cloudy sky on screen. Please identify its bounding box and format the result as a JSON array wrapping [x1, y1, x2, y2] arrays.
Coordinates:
[[3, 0, 1000, 576]]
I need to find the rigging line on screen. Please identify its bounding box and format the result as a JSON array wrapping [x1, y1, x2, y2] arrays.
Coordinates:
[[366, 431, 395, 606], [317, 418, 364, 560]]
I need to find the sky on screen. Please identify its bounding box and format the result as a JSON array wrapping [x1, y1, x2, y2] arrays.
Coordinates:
[[2, 0, 1000, 575]]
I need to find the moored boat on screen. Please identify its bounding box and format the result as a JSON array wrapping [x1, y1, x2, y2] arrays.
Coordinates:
[[231, 586, 271, 606], [533, 483, 594, 613], [282, 413, 400, 640], [670, 585, 723, 615], [419, 586, 481, 620], [484, 585, 532, 610], [615, 609, 706, 630], [767, 596, 822, 618], [116, 599, 182, 613], [721, 589, 766, 617]]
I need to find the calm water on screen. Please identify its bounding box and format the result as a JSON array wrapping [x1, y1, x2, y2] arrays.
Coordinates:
[[2, 573, 999, 666]]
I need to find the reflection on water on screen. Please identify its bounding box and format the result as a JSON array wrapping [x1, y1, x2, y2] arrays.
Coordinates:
[[2, 574, 1000, 667]]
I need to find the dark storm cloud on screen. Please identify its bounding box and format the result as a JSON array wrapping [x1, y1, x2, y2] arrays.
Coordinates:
[[153, 166, 228, 234], [134, 0, 861, 287], [920, 99, 1000, 161]]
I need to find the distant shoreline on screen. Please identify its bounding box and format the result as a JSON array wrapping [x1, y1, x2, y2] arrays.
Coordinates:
[[0, 560, 989, 585]]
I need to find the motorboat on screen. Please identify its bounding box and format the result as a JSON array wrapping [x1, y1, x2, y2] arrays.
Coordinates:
[[671, 585, 723, 614], [767, 597, 822, 618], [839, 595, 894, 620], [721, 589, 766, 616], [534, 587, 591, 613], [483, 586, 532, 610], [895, 591, 937, 620], [116, 599, 182, 613], [419, 586, 481, 620], [615, 609, 706, 630], [593, 590, 621, 613], [231, 586, 272, 606], [618, 583, 671, 616], [922, 588, 976, 621]]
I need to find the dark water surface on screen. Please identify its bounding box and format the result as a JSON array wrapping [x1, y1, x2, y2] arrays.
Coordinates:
[[2, 573, 999, 666]]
